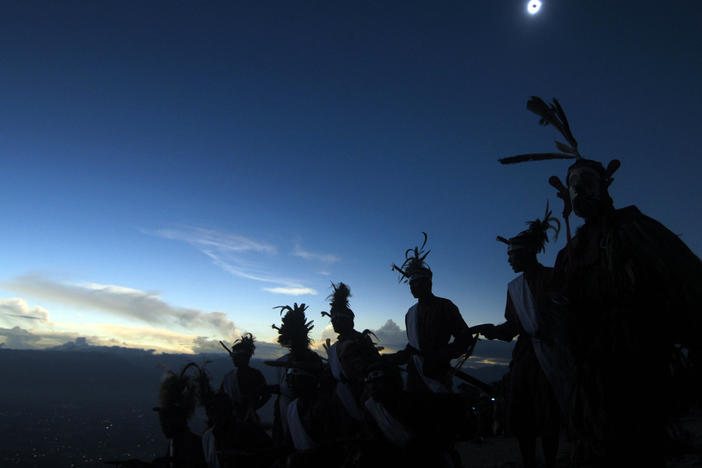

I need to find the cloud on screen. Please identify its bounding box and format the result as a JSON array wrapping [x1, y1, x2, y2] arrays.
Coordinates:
[[149, 226, 276, 254], [371, 319, 408, 352], [293, 244, 340, 264], [0, 298, 50, 327], [0, 323, 212, 354], [262, 287, 318, 296], [145, 226, 314, 292], [466, 339, 514, 368], [202, 250, 303, 287], [4, 275, 238, 337], [0, 326, 43, 349]]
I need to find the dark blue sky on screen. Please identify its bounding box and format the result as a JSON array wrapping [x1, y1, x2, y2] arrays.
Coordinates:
[[1, 1, 701, 351]]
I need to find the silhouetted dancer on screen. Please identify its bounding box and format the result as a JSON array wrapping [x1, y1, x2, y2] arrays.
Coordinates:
[[188, 362, 272, 468], [354, 362, 415, 468], [321, 282, 381, 425], [268, 303, 323, 452], [201, 392, 274, 468], [499, 96, 702, 467], [266, 303, 345, 468], [152, 365, 207, 468], [472, 203, 568, 468], [219, 333, 270, 423], [387, 233, 476, 468], [281, 364, 339, 468]]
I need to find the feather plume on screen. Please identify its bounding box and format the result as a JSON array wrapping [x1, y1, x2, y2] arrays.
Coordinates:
[[504, 201, 561, 253], [500, 97, 582, 165], [555, 141, 577, 155], [499, 152, 577, 165], [605, 159, 621, 185], [392, 232, 432, 283], [527, 96, 566, 136], [230, 332, 256, 356], [158, 364, 198, 416], [527, 96, 579, 152], [323, 282, 353, 319], [552, 99, 577, 147], [272, 303, 314, 352], [523, 201, 561, 252]]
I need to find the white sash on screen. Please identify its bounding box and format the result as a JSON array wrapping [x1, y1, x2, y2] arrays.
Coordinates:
[[201, 427, 221, 468], [364, 398, 412, 448], [277, 354, 294, 436], [508, 274, 574, 413], [406, 304, 453, 393], [327, 342, 363, 420], [287, 399, 318, 452]]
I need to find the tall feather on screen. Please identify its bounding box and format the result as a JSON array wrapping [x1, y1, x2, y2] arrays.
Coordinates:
[[499, 152, 577, 165], [501, 97, 582, 165]]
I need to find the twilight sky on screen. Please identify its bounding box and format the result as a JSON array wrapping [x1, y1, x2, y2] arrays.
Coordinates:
[[1, 0, 701, 354]]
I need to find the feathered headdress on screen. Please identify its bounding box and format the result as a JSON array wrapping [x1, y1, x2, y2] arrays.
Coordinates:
[[498, 97, 621, 257], [156, 363, 198, 417], [321, 282, 354, 320], [498, 96, 621, 186], [272, 302, 314, 351], [224, 332, 256, 357], [497, 202, 561, 253], [391, 232, 432, 283]]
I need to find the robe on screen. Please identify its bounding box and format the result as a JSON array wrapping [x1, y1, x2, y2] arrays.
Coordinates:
[[552, 205, 702, 465]]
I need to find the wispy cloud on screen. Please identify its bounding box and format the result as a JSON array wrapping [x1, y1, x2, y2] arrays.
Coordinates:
[[201, 250, 304, 287], [293, 243, 340, 264], [3, 275, 238, 337], [144, 226, 315, 292], [262, 287, 318, 296], [149, 226, 276, 254]]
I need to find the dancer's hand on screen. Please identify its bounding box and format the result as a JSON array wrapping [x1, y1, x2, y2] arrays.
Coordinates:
[[470, 323, 496, 339]]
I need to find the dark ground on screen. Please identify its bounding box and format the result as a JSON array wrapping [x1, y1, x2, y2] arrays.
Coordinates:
[[1, 348, 699, 467]]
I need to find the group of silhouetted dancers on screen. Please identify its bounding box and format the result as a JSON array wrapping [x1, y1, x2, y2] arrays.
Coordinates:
[[109, 97, 702, 468]]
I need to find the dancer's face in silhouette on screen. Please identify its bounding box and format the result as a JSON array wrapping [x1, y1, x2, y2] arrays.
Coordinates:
[[568, 166, 604, 219], [507, 246, 536, 273], [231, 352, 251, 368], [409, 277, 432, 299], [331, 315, 353, 334]]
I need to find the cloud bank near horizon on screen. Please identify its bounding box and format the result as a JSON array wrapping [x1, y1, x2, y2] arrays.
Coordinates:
[[1, 294, 513, 367], [3, 275, 238, 337]]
